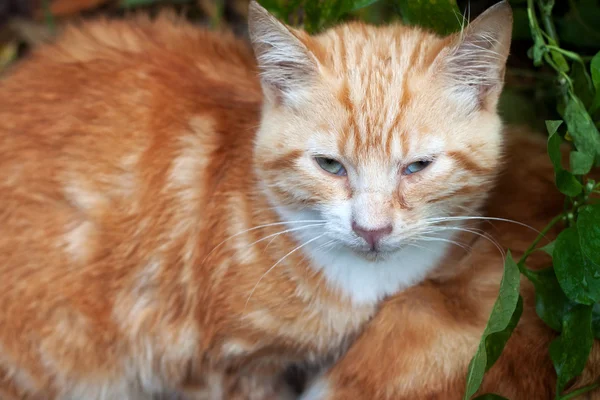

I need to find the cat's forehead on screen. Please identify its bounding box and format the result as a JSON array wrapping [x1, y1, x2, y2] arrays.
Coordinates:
[[310, 24, 453, 158], [315, 23, 449, 86]]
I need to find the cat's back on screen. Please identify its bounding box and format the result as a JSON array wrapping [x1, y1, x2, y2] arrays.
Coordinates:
[[0, 13, 263, 268], [0, 16, 262, 398], [0, 13, 262, 166], [0, 13, 262, 238]]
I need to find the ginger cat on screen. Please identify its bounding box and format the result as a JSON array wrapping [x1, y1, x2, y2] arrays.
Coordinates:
[[301, 129, 600, 400], [1, 0, 595, 398]]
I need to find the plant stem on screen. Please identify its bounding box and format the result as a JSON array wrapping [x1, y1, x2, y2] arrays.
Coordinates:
[[527, 0, 541, 36], [559, 381, 600, 400], [545, 46, 583, 63], [537, 0, 559, 44], [518, 213, 565, 266]]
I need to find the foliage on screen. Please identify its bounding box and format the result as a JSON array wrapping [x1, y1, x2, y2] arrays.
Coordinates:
[[257, 0, 462, 33], [464, 254, 523, 399], [393, 0, 461, 35], [463, 1, 600, 399], [257, 0, 384, 32]]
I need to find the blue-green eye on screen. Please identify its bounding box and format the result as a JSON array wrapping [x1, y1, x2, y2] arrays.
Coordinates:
[[315, 157, 347, 176], [404, 160, 431, 175]]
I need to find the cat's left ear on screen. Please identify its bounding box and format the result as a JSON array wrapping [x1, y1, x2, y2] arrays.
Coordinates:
[[248, 1, 320, 106], [441, 0, 513, 111]]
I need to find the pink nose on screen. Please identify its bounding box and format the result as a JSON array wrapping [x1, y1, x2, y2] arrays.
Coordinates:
[[352, 222, 393, 250]]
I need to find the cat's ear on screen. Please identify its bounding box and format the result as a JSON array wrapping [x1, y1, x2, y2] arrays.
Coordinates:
[[442, 0, 513, 110], [248, 1, 319, 106]]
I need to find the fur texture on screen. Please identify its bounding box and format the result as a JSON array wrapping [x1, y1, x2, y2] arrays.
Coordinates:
[[301, 131, 600, 399], [0, 1, 596, 399]]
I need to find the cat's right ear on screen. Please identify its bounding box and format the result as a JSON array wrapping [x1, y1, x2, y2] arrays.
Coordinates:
[[248, 1, 320, 106], [439, 0, 513, 111]]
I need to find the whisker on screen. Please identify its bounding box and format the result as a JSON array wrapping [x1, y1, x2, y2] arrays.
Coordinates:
[[244, 233, 326, 310], [403, 242, 431, 252], [202, 220, 326, 263], [418, 236, 472, 253], [263, 223, 326, 249], [431, 226, 506, 258], [251, 223, 327, 250], [422, 216, 542, 235], [314, 238, 337, 252]]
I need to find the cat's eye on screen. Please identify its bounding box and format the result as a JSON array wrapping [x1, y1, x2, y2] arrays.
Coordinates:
[[315, 157, 347, 176], [403, 160, 432, 175]]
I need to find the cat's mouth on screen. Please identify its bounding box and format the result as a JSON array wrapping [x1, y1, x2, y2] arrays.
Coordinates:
[[351, 244, 404, 261], [358, 250, 387, 261]]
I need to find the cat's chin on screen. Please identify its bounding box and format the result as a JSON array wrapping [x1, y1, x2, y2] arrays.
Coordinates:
[[350, 246, 401, 262]]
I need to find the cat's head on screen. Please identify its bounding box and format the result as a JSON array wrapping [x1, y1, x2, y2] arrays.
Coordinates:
[[248, 1, 513, 303]]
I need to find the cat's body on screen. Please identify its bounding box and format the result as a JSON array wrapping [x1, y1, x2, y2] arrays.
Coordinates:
[[302, 131, 600, 399], [1, 1, 598, 399], [0, 13, 372, 399]]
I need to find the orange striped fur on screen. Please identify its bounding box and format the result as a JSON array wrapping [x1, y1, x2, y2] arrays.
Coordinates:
[[301, 130, 600, 400], [1, 1, 596, 399]]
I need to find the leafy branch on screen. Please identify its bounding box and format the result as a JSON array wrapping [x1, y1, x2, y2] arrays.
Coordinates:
[[465, 1, 600, 399]]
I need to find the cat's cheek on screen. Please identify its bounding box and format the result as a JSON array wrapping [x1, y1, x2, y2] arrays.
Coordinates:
[[320, 201, 353, 236]]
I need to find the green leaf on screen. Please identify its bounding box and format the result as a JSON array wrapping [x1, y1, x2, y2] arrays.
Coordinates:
[[463, 253, 521, 399], [555, 169, 583, 197], [549, 49, 569, 74], [539, 240, 556, 256], [527, 28, 545, 67], [484, 296, 523, 368], [553, 227, 600, 305], [570, 151, 595, 175], [577, 204, 600, 267], [593, 303, 600, 339], [592, 51, 600, 93], [546, 120, 564, 136], [546, 120, 584, 196], [591, 51, 600, 115], [396, 0, 461, 35], [571, 62, 594, 111], [547, 131, 563, 171], [526, 5, 546, 67], [549, 304, 594, 395], [564, 96, 600, 162], [528, 268, 575, 332]]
